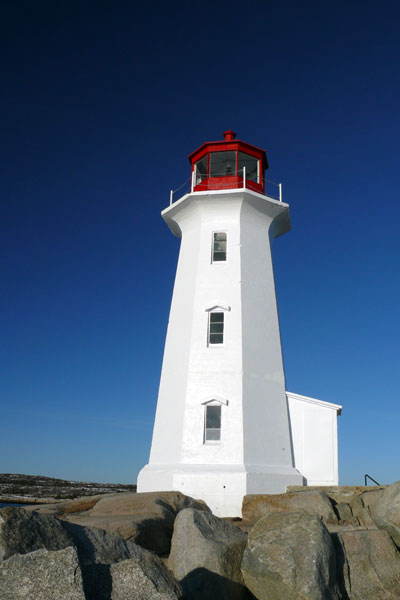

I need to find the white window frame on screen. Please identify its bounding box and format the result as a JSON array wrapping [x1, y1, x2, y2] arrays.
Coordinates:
[[208, 311, 224, 346], [203, 401, 223, 444], [211, 231, 227, 264], [205, 305, 230, 348]]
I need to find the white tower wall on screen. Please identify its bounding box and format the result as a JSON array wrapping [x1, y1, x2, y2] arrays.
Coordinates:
[[240, 201, 293, 472]]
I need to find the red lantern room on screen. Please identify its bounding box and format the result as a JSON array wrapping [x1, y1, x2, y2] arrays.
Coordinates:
[[188, 130, 269, 195]]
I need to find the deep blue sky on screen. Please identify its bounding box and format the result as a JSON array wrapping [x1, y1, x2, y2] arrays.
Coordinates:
[[1, 1, 399, 485]]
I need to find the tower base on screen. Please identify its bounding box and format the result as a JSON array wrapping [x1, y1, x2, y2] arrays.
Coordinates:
[[137, 463, 304, 517]]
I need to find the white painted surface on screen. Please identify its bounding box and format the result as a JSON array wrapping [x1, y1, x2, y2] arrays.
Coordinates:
[[287, 391, 341, 486], [137, 188, 306, 516]]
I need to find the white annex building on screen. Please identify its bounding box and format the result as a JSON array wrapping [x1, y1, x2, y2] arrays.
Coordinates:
[[137, 131, 341, 517]]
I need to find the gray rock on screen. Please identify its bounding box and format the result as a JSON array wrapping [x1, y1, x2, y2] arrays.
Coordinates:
[[335, 502, 353, 523], [26, 491, 210, 556], [168, 508, 250, 600], [333, 501, 359, 528], [0, 546, 85, 600], [286, 485, 385, 505], [0, 506, 73, 561], [0, 506, 181, 600], [361, 488, 384, 513], [111, 555, 182, 600], [62, 521, 140, 565], [371, 480, 400, 546], [347, 496, 372, 528], [60, 522, 137, 600], [335, 529, 400, 599], [62, 521, 181, 600], [242, 490, 338, 527], [241, 512, 339, 600]]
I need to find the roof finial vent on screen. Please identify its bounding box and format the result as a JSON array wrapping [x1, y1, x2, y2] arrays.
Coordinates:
[[223, 130, 236, 141]]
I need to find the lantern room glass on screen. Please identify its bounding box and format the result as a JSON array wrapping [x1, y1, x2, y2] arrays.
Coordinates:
[[195, 155, 208, 185], [238, 152, 259, 182], [192, 147, 263, 191], [209, 151, 237, 177]]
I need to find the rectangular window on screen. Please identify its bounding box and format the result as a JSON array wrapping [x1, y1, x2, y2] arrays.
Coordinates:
[[205, 404, 221, 442], [208, 312, 224, 345], [212, 232, 227, 262]]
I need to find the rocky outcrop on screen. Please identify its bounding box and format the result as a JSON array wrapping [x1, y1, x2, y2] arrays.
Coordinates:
[[370, 480, 400, 547], [334, 529, 400, 599], [0, 505, 73, 560], [287, 485, 385, 528], [62, 521, 183, 600], [60, 522, 166, 600], [27, 491, 210, 556], [2, 484, 400, 600], [168, 508, 250, 600], [0, 473, 136, 503], [241, 512, 339, 600], [242, 490, 338, 527], [110, 555, 182, 600], [0, 505, 182, 600], [0, 546, 85, 600]]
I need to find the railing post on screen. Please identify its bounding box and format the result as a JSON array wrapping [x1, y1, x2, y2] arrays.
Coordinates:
[[191, 169, 195, 193], [243, 166, 246, 189], [279, 183, 282, 202], [170, 190, 173, 205]]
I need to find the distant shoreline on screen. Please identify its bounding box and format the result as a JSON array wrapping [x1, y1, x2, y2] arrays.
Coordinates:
[[0, 473, 136, 503]]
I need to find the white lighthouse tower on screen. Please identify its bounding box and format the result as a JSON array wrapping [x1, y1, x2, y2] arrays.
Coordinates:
[[138, 131, 333, 517]]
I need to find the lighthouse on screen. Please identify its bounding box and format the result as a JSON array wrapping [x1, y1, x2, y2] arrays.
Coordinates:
[[137, 131, 341, 517]]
